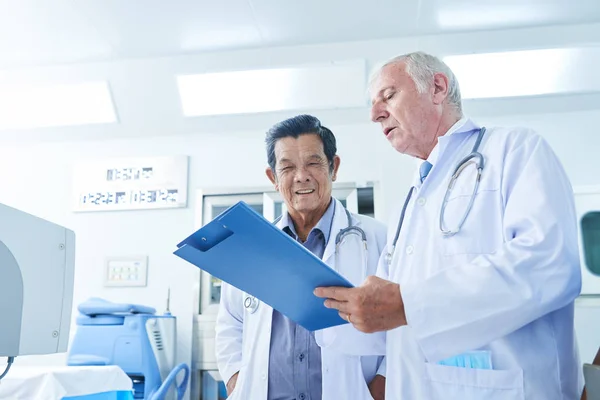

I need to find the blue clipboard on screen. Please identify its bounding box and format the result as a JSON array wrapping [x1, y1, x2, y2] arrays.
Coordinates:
[[173, 201, 354, 331]]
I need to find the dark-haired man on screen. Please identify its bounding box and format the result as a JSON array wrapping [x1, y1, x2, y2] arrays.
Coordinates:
[[216, 114, 388, 400]]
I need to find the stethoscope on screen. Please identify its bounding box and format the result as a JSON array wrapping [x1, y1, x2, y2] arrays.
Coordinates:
[[244, 203, 368, 314], [385, 127, 487, 267], [244, 295, 259, 313]]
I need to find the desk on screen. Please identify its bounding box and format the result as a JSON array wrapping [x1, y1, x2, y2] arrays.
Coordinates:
[[0, 365, 133, 400]]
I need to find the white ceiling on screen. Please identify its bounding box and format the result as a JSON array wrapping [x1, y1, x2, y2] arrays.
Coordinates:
[[0, 0, 599, 143], [1, 0, 600, 69]]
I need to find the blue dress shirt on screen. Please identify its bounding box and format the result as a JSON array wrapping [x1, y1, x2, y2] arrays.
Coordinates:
[[267, 199, 336, 400]]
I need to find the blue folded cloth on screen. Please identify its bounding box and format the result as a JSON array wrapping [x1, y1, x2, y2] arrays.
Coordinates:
[[78, 297, 155, 316], [438, 351, 492, 370], [64, 390, 134, 400]]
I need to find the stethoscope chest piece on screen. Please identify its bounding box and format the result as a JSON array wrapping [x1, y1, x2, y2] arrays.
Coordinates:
[[244, 295, 259, 314]]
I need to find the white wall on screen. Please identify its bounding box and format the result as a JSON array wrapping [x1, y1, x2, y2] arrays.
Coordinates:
[[2, 106, 599, 366], [1, 21, 600, 396], [477, 109, 600, 186], [0, 121, 393, 383]]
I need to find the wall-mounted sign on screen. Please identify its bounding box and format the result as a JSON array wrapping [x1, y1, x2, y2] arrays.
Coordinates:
[[72, 155, 188, 212]]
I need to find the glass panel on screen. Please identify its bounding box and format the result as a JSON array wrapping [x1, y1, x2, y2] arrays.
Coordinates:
[[210, 276, 222, 304], [330, 187, 358, 212], [211, 203, 263, 217], [582, 212, 600, 276], [200, 192, 265, 314], [201, 370, 227, 400], [357, 187, 375, 217], [274, 202, 283, 219], [210, 205, 228, 217], [252, 204, 263, 215]]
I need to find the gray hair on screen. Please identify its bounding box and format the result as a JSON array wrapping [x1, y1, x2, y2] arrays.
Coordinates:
[[370, 51, 463, 114]]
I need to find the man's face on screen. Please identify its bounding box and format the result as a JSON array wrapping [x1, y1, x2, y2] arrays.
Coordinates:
[[266, 133, 340, 217], [369, 62, 443, 159]]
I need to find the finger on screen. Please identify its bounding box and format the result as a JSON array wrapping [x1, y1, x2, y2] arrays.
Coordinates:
[[314, 286, 351, 300], [340, 311, 367, 325], [323, 298, 351, 313], [339, 312, 352, 324]]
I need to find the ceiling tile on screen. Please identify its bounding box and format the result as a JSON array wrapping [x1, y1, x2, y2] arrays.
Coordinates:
[[0, 0, 113, 68], [419, 0, 600, 32], [1, 0, 600, 68], [248, 0, 422, 46], [71, 0, 263, 57]]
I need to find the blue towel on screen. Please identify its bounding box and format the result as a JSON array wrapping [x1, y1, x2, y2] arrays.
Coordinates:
[[438, 351, 492, 370], [64, 390, 134, 400]]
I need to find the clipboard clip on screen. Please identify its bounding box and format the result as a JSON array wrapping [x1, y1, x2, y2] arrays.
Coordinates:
[[177, 223, 233, 252]]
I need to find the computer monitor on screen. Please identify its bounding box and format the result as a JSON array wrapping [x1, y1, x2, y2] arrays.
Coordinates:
[[0, 202, 75, 357]]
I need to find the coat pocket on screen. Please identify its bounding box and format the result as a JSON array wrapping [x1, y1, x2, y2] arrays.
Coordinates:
[[424, 362, 524, 400]]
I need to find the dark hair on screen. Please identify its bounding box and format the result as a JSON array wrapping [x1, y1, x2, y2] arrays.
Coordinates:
[[265, 114, 337, 173]]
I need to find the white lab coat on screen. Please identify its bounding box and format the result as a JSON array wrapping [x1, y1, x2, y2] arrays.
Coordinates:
[[216, 198, 387, 400], [380, 118, 583, 399]]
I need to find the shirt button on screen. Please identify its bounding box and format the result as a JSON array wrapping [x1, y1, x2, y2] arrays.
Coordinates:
[[406, 245, 414, 255], [298, 353, 305, 362], [417, 197, 426, 206], [261, 372, 266, 380], [299, 394, 306, 400]]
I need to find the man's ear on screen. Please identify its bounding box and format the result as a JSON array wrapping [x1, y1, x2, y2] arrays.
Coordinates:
[[331, 155, 341, 181], [266, 167, 278, 188], [432, 72, 450, 105]]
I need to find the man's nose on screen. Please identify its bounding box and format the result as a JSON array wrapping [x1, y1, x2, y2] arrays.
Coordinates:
[[370, 103, 388, 122], [294, 167, 311, 182]]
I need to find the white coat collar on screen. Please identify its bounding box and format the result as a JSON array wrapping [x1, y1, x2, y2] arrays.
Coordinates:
[[322, 198, 360, 264]]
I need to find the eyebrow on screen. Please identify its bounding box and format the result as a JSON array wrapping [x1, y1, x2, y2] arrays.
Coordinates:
[[278, 154, 324, 165]]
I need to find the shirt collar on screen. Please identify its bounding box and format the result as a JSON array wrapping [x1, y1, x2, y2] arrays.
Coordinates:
[[415, 116, 479, 170], [412, 116, 482, 186], [427, 116, 468, 165], [282, 197, 336, 243]]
